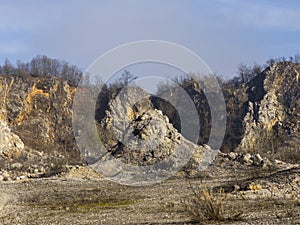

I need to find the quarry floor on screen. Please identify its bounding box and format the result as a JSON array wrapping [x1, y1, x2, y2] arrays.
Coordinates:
[[0, 162, 299, 225]]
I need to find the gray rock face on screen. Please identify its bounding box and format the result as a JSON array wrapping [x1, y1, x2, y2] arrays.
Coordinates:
[[106, 87, 182, 166], [237, 62, 300, 162], [96, 85, 216, 177]]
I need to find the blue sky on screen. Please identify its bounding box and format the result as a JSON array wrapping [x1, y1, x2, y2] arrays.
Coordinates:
[[0, 0, 300, 78]]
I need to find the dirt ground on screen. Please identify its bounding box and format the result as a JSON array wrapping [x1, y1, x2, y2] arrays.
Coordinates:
[[0, 162, 299, 225]]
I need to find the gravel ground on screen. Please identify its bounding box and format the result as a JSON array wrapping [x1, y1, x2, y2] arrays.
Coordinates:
[[0, 163, 299, 225]]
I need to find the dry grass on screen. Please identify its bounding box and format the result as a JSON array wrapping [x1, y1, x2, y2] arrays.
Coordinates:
[[182, 182, 243, 223]]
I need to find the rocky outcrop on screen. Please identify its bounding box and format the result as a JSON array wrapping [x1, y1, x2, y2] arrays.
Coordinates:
[[0, 74, 82, 166], [165, 62, 299, 163], [95, 86, 216, 177], [0, 119, 24, 159], [0, 73, 217, 180], [0, 61, 299, 180], [0, 73, 218, 178], [237, 62, 300, 162]]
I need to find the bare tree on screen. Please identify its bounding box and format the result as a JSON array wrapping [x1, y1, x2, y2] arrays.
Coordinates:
[[252, 63, 262, 77], [266, 58, 276, 67], [119, 70, 137, 86], [28, 55, 82, 85], [16, 60, 29, 75], [3, 59, 14, 75], [294, 53, 300, 64], [237, 63, 250, 84]]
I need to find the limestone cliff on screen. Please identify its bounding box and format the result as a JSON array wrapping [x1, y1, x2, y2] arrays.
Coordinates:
[[0, 74, 82, 165], [237, 62, 300, 162], [149, 62, 299, 163]]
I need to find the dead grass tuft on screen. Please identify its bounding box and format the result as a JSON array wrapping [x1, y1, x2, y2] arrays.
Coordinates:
[[182, 182, 243, 223]]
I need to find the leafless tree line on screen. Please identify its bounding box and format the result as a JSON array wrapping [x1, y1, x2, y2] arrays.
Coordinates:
[[0, 55, 83, 86], [234, 53, 300, 85]]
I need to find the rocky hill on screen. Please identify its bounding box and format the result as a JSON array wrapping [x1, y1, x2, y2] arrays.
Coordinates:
[[0, 74, 82, 180], [0, 62, 299, 180], [154, 62, 299, 164], [236, 62, 300, 162], [94, 86, 216, 183]]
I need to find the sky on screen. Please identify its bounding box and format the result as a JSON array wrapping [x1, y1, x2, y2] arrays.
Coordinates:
[[0, 0, 300, 78]]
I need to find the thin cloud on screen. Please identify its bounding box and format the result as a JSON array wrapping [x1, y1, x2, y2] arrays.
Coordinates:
[[216, 0, 300, 31]]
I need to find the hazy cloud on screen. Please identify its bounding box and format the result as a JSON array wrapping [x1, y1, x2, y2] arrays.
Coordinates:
[[216, 0, 300, 31]]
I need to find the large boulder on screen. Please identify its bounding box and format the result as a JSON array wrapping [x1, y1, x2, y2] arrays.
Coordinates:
[[0, 119, 24, 159]]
